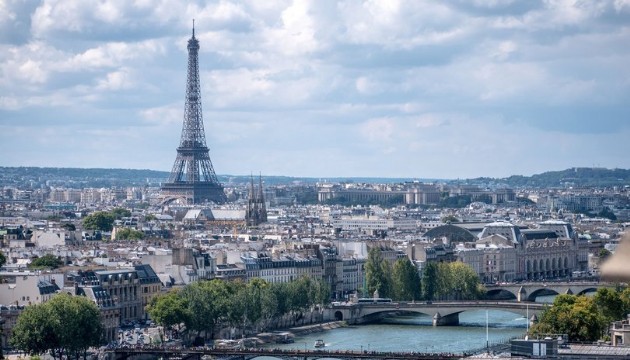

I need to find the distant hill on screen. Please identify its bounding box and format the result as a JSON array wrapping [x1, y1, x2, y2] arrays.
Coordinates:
[[471, 167, 630, 188], [0, 167, 419, 188], [0, 166, 627, 189]]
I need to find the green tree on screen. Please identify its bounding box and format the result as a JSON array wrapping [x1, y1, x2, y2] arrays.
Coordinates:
[[365, 247, 391, 298], [115, 228, 144, 240], [110, 208, 131, 219], [181, 280, 232, 340], [0, 251, 6, 268], [11, 294, 103, 360], [598, 248, 612, 260], [621, 288, 630, 313], [10, 303, 55, 357], [61, 223, 76, 231], [392, 258, 421, 301], [422, 262, 438, 301], [308, 278, 331, 308], [594, 288, 626, 324], [598, 207, 617, 221], [239, 279, 267, 331], [449, 262, 483, 300], [82, 211, 115, 232], [441, 215, 460, 224], [435, 262, 453, 300], [146, 289, 190, 334], [10, 305, 57, 355], [287, 276, 312, 325], [29, 254, 64, 269], [531, 294, 606, 342]]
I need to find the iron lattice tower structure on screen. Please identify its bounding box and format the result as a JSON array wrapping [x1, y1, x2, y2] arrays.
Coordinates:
[[161, 24, 227, 204]]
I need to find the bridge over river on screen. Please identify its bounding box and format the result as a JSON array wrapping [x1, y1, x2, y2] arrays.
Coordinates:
[[485, 281, 613, 302], [331, 301, 545, 326], [105, 346, 461, 360]]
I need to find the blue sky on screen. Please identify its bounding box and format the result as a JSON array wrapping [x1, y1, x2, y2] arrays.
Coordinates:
[[1, 0, 629, 179]]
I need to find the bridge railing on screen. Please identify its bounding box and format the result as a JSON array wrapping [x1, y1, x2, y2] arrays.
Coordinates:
[[107, 345, 463, 359]]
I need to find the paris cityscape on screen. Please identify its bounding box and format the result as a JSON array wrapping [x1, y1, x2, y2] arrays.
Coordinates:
[[2, 1, 630, 359]]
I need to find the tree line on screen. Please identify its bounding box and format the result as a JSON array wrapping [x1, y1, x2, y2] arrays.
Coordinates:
[[530, 287, 630, 342], [147, 276, 330, 344], [364, 247, 485, 301]]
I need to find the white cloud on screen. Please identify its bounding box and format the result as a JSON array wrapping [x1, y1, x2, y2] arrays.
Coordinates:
[[355, 76, 375, 94], [0, 0, 628, 178], [140, 104, 182, 127], [65, 40, 166, 70], [96, 69, 133, 91], [0, 1, 16, 23], [359, 118, 395, 142]]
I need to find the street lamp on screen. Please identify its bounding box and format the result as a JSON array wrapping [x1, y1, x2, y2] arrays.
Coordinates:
[[0, 316, 4, 359]]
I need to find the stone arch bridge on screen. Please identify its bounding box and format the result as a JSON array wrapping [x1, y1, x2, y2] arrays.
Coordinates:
[[331, 301, 545, 327], [484, 281, 613, 302]]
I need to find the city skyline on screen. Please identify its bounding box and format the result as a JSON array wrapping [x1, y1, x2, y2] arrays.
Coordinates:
[[1, 1, 629, 179]]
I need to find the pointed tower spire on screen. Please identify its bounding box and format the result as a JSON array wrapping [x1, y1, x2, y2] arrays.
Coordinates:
[[161, 23, 227, 205], [258, 173, 267, 223], [246, 172, 267, 226]]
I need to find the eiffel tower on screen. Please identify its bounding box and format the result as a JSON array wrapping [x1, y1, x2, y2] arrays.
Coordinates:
[[161, 23, 227, 205]]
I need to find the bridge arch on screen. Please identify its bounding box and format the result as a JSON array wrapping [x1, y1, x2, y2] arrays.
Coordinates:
[[527, 288, 559, 302], [576, 287, 599, 296], [485, 288, 517, 301], [334, 310, 343, 321]]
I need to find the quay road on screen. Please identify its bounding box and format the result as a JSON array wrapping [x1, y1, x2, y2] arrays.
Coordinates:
[[105, 346, 462, 360]]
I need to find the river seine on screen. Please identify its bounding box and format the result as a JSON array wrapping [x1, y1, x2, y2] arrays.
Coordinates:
[[263, 310, 528, 354]]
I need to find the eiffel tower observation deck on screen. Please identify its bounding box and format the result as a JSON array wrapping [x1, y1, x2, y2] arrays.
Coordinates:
[[161, 23, 227, 205]]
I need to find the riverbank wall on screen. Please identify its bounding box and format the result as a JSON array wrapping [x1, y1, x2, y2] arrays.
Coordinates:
[[253, 321, 347, 345], [217, 307, 338, 340]]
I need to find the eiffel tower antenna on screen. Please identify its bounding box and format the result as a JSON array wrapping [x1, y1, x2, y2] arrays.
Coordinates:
[[161, 22, 227, 205]]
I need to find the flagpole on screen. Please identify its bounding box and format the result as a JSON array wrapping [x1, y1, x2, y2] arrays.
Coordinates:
[[526, 303, 529, 333], [486, 310, 489, 352]]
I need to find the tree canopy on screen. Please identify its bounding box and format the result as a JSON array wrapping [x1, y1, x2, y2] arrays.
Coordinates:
[[391, 257, 421, 301], [28, 254, 64, 269], [365, 247, 392, 298], [82, 211, 115, 232], [147, 277, 330, 342], [530, 288, 630, 343], [0, 251, 6, 268], [530, 294, 605, 342], [115, 228, 144, 240], [422, 261, 483, 301], [110, 208, 131, 219], [11, 293, 103, 360]]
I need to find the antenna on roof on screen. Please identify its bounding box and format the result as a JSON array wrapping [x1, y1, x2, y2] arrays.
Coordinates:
[[192, 19, 195, 37]]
